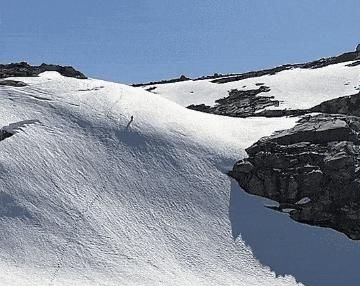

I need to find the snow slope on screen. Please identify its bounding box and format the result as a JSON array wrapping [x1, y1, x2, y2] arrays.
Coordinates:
[[0, 72, 302, 286], [134, 60, 360, 286], [144, 61, 360, 110]]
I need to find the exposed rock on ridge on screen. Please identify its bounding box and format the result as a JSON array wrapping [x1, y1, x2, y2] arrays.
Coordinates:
[[212, 51, 360, 84], [310, 91, 360, 116], [187, 86, 282, 117], [133, 50, 360, 87], [0, 62, 87, 79], [0, 80, 27, 87]]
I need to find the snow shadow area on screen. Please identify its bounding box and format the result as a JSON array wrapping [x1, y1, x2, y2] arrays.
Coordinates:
[[0, 120, 40, 141], [115, 128, 147, 147], [0, 192, 31, 219], [229, 180, 360, 286]]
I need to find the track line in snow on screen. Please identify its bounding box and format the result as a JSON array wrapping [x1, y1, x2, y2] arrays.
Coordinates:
[[48, 188, 106, 286], [47, 96, 127, 286]]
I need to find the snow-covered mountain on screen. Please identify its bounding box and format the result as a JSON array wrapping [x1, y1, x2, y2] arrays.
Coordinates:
[[0, 52, 359, 286], [137, 53, 360, 111]]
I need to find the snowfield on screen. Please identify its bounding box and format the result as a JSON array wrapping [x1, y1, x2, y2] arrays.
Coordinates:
[[0, 68, 359, 286], [145, 62, 360, 110], [0, 72, 299, 286]]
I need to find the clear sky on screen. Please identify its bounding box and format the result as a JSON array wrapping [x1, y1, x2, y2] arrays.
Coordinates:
[[0, 0, 359, 84]]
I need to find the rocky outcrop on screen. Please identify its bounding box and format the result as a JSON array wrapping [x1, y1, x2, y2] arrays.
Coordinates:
[[0, 80, 27, 87], [310, 92, 360, 116], [211, 51, 360, 84], [229, 114, 360, 239], [0, 129, 14, 141], [133, 50, 360, 87], [187, 89, 360, 119], [132, 74, 190, 87], [346, 61, 360, 67], [0, 62, 87, 79], [187, 86, 282, 117]]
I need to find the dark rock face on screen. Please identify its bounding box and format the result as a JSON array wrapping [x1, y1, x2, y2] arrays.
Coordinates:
[[211, 51, 360, 84], [187, 85, 314, 118], [133, 50, 360, 87], [132, 74, 190, 87], [0, 80, 27, 87], [346, 61, 360, 67], [187, 89, 360, 119], [0, 62, 87, 79], [311, 92, 360, 116], [230, 114, 360, 239], [187, 86, 281, 117], [0, 129, 14, 141]]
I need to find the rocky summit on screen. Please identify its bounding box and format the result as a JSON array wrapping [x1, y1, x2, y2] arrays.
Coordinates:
[[230, 110, 360, 240], [0, 62, 87, 79]]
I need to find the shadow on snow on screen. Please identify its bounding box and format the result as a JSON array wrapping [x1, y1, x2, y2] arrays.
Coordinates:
[[229, 180, 360, 286]]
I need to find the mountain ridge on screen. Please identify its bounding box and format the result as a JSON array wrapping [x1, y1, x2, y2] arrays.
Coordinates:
[[133, 49, 360, 87]]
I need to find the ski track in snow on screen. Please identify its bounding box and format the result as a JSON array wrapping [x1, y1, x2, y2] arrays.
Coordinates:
[[0, 68, 358, 285]]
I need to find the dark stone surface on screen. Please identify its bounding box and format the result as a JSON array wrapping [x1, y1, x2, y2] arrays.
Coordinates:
[[133, 50, 360, 87], [346, 61, 360, 67], [132, 74, 190, 87], [0, 62, 87, 79], [211, 51, 360, 84], [0, 120, 40, 142], [0, 129, 14, 141], [311, 91, 360, 116], [229, 114, 360, 239], [187, 89, 360, 119], [0, 80, 27, 87], [187, 86, 282, 117]]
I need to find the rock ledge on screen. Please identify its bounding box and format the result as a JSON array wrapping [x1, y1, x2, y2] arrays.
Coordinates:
[[230, 113, 360, 239]]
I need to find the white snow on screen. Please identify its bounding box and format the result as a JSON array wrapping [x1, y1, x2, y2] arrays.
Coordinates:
[[1, 65, 360, 286], [144, 62, 360, 110], [295, 197, 311, 205], [0, 73, 301, 286]]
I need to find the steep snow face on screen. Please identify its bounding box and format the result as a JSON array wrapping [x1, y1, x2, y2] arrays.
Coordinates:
[[0, 72, 301, 286], [143, 62, 360, 110]]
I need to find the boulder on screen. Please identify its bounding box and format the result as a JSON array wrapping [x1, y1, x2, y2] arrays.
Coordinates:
[[0, 80, 27, 87], [230, 114, 360, 239]]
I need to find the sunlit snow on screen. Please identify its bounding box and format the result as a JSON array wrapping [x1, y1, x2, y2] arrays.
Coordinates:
[[0, 69, 359, 286], [148, 62, 360, 110], [0, 72, 299, 286]]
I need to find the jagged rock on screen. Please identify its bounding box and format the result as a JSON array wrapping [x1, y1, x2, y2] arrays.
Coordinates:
[[0, 62, 87, 79], [134, 50, 360, 87], [0, 129, 14, 141], [346, 61, 360, 67], [188, 91, 360, 120], [211, 51, 360, 84], [311, 91, 360, 116], [132, 74, 190, 87], [187, 86, 280, 117], [229, 114, 360, 239], [0, 80, 27, 87]]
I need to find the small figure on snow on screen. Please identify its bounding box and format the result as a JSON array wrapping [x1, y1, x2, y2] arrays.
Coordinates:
[[126, 115, 134, 129]]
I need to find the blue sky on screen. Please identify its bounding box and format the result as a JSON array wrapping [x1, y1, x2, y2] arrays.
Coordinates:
[[0, 0, 359, 84]]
